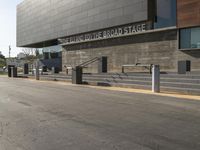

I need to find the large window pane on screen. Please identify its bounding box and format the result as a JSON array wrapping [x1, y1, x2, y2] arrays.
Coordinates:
[[154, 0, 176, 29], [42, 45, 62, 59], [180, 29, 191, 49], [42, 45, 62, 53], [180, 27, 200, 49], [191, 28, 200, 48]]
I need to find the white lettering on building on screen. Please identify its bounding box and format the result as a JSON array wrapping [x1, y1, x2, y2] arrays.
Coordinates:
[[59, 23, 148, 45]]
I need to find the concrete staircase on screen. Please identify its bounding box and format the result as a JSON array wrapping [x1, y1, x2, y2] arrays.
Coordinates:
[[37, 73, 200, 96]]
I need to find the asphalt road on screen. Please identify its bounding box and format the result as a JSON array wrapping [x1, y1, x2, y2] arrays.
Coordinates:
[[0, 77, 200, 150]]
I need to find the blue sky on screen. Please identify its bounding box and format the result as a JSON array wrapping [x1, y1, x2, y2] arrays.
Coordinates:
[[0, 0, 23, 57]]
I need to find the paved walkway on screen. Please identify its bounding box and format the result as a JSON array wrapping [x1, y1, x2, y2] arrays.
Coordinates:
[[0, 77, 200, 150]]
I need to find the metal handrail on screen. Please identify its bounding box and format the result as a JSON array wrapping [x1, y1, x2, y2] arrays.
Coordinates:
[[78, 57, 100, 68], [122, 63, 153, 74]]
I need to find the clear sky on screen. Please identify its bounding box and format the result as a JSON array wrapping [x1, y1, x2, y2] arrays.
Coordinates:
[[0, 0, 23, 57]]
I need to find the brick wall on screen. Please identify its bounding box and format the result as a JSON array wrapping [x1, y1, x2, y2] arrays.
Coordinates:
[[177, 0, 200, 28]]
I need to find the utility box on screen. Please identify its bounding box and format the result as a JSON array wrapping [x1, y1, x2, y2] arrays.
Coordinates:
[[178, 60, 191, 74], [24, 63, 29, 74], [98, 56, 108, 73], [72, 66, 83, 84]]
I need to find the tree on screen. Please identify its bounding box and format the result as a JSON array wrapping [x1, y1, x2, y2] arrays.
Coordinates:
[[35, 49, 40, 57], [20, 48, 42, 64], [21, 48, 42, 58], [0, 53, 5, 60], [20, 48, 36, 64], [21, 48, 36, 57], [0, 53, 6, 68]]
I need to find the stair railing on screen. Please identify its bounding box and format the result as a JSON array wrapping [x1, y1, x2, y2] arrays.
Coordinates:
[[78, 57, 100, 68]]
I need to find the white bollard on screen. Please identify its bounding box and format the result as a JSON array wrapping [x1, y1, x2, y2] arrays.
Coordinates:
[[152, 65, 160, 93], [35, 61, 40, 80]]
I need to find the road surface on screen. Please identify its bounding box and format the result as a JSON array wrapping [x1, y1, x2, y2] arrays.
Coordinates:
[[0, 77, 200, 150]]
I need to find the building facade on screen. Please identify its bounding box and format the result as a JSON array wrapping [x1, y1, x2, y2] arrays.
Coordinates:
[[17, 0, 200, 73]]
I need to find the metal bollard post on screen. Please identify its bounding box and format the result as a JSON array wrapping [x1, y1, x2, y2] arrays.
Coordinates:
[[35, 61, 40, 80], [152, 65, 160, 93], [72, 66, 83, 84], [52, 67, 55, 74], [24, 63, 29, 75], [11, 67, 14, 78]]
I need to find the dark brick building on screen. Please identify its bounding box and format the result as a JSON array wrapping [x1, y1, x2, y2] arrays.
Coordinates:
[[17, 0, 200, 73]]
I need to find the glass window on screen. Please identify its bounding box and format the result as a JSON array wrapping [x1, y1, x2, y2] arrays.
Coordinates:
[[191, 28, 200, 48], [154, 0, 177, 29], [180, 28, 191, 49], [42, 45, 62, 53], [42, 45, 62, 59], [180, 27, 200, 49]]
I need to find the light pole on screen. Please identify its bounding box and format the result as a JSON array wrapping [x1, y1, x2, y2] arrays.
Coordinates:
[[9, 45, 11, 58]]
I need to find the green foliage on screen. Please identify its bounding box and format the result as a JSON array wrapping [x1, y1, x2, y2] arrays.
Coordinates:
[[0, 71, 7, 75], [0, 54, 5, 60], [0, 54, 6, 68], [0, 59, 6, 68]]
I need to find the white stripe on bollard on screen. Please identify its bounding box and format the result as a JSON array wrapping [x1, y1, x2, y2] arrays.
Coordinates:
[[152, 65, 160, 93]]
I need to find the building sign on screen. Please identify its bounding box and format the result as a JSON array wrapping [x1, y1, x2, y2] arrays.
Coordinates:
[[59, 22, 151, 45]]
